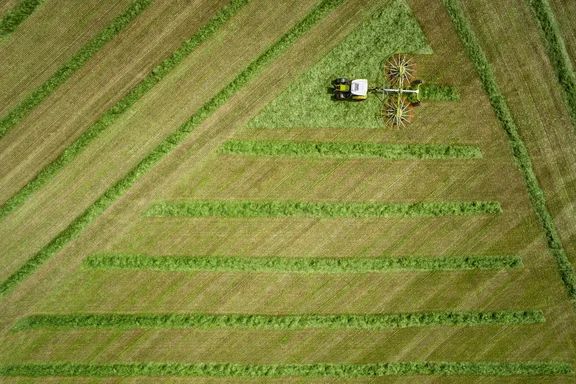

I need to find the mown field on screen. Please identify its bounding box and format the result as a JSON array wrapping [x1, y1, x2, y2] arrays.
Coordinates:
[[1, 0, 576, 381]]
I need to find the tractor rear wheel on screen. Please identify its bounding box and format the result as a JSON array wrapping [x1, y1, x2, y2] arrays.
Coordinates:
[[335, 92, 347, 101]]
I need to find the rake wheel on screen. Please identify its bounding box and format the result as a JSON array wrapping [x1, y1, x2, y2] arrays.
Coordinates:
[[385, 54, 417, 88], [383, 97, 415, 127]]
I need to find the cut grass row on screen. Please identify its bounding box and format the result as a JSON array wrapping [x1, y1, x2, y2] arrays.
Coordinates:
[[441, 0, 576, 307], [528, 0, 576, 129], [144, 200, 503, 218], [0, 0, 153, 138], [0, 0, 43, 37], [0, 362, 571, 377], [11, 311, 544, 331], [83, 253, 523, 272], [219, 140, 481, 159], [0, 0, 348, 299], [0, 0, 250, 220], [419, 84, 460, 101]]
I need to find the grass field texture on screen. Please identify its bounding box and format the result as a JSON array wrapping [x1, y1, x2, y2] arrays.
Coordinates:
[[83, 253, 523, 272], [0, 0, 152, 137], [1, 0, 576, 379], [219, 140, 481, 159], [0, 0, 249, 219]]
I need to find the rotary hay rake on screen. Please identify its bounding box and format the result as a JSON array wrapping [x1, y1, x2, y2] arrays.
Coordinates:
[[381, 54, 421, 128]]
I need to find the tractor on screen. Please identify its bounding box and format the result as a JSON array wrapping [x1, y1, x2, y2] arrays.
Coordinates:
[[332, 54, 424, 127], [333, 78, 369, 101]]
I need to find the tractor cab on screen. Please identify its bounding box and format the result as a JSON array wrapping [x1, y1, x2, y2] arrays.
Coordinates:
[[333, 78, 368, 101]]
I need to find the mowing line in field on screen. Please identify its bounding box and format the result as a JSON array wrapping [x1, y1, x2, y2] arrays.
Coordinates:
[[0, 0, 43, 37], [0, 362, 572, 377], [0, 0, 250, 220], [442, 0, 576, 308], [12, 310, 544, 331], [419, 84, 460, 101], [0, 0, 349, 299], [528, 0, 576, 130], [83, 254, 523, 272], [218, 140, 481, 159], [0, 0, 153, 138], [144, 200, 502, 218]]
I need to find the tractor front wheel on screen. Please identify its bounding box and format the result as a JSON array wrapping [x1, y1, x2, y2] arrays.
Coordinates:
[[334, 78, 349, 85]]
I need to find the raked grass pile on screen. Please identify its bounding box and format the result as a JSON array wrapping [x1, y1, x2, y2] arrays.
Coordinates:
[[0, 0, 152, 137], [419, 84, 460, 101], [12, 311, 544, 331], [0, 0, 43, 37], [528, 0, 576, 129], [0, 362, 571, 377], [219, 140, 481, 159], [83, 254, 523, 273], [442, 0, 576, 307], [0, 0, 250, 220], [144, 200, 503, 218], [0, 0, 348, 298]]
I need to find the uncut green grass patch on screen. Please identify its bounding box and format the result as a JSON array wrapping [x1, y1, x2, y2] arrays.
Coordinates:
[[0, 0, 43, 36], [144, 200, 503, 218], [219, 140, 480, 159], [0, 0, 348, 299], [83, 254, 522, 272], [442, 0, 576, 308], [0, 362, 572, 377], [12, 310, 544, 331], [0, 0, 250, 220], [248, 0, 432, 129], [528, 0, 576, 129], [0, 0, 152, 137]]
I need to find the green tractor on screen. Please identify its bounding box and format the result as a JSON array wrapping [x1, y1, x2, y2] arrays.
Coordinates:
[[333, 78, 369, 101], [332, 54, 424, 127]]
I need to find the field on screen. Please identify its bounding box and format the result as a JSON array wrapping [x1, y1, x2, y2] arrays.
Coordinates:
[[1, 0, 576, 381]]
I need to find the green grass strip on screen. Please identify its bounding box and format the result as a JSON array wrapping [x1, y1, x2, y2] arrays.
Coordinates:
[[0, 362, 572, 377], [219, 140, 481, 159], [0, 0, 152, 137], [0, 0, 348, 299], [420, 84, 460, 101], [144, 200, 502, 218], [0, 0, 43, 36], [442, 0, 576, 307], [83, 254, 523, 272], [12, 310, 544, 331], [528, 0, 576, 129], [0, 0, 250, 220]]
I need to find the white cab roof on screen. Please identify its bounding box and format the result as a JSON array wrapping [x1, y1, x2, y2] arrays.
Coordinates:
[[350, 79, 368, 96]]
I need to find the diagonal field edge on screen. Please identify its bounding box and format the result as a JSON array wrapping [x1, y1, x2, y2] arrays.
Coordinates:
[[143, 200, 503, 218], [0, 362, 572, 377], [0, 0, 250, 220], [82, 253, 523, 272], [218, 140, 482, 159], [11, 310, 545, 331], [0, 0, 153, 137], [442, 0, 576, 308], [0, 0, 43, 36], [0, 0, 348, 299], [528, 0, 576, 131]]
